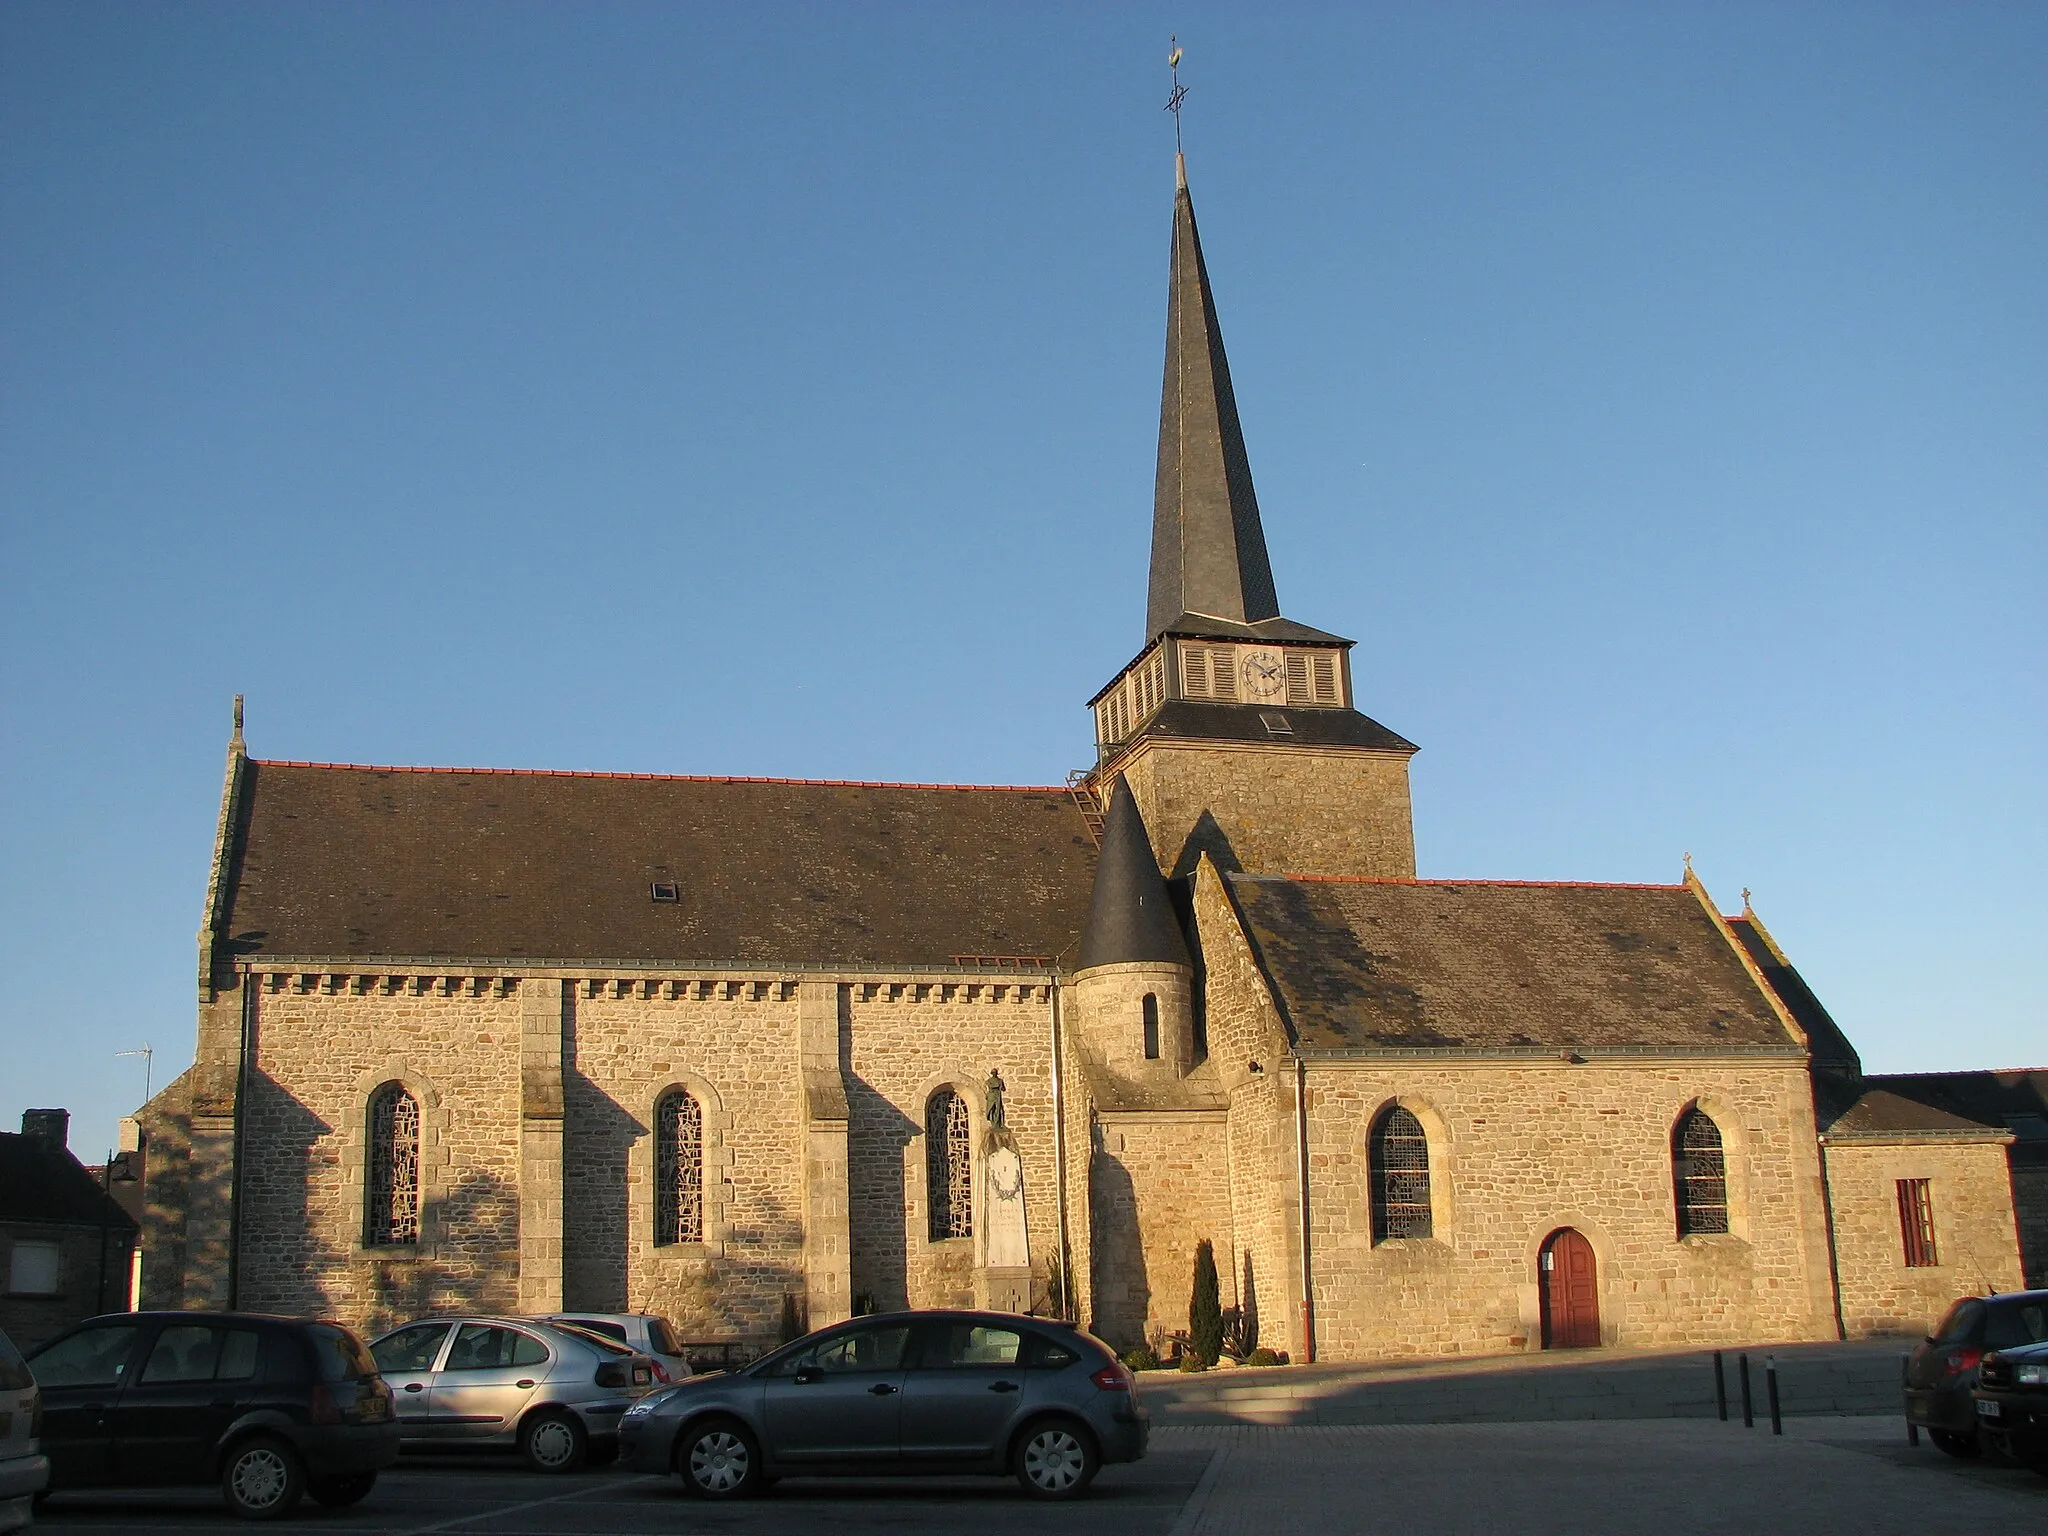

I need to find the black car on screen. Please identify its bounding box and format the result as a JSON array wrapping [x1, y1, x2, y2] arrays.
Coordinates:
[[27, 1311, 398, 1519], [1974, 1337, 2048, 1475], [1903, 1290, 2048, 1455]]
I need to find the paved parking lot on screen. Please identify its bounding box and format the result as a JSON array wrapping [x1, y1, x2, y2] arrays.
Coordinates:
[[28, 1418, 2045, 1535]]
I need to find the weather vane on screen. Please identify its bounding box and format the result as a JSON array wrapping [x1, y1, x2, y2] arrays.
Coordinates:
[[1165, 38, 1187, 155]]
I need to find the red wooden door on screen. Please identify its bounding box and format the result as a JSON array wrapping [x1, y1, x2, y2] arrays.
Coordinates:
[[1540, 1228, 1601, 1349]]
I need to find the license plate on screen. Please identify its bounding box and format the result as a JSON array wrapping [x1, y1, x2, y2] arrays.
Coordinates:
[[1975, 1399, 2002, 1419]]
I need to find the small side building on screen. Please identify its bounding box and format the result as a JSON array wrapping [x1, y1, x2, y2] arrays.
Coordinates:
[[0, 1110, 138, 1350]]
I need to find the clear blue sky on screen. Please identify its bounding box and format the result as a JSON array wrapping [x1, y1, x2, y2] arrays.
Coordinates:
[[3, 3, 2042, 1158]]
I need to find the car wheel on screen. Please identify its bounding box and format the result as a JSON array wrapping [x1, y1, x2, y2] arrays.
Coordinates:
[[221, 1435, 305, 1520], [677, 1417, 761, 1499], [307, 1471, 378, 1507], [1929, 1428, 1980, 1459], [520, 1410, 588, 1474], [1014, 1420, 1098, 1500]]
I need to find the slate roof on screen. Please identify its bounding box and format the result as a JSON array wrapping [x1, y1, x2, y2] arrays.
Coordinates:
[[1223, 875, 1799, 1053], [1147, 161, 1282, 642], [216, 762, 1098, 970], [1116, 702, 1417, 756], [1821, 1070, 2048, 1148], [1816, 1087, 2005, 1139], [0, 1134, 138, 1230], [1725, 916, 1862, 1071], [1076, 777, 1190, 971]]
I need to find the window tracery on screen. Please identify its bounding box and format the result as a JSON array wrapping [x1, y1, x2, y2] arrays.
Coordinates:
[[1673, 1106, 1730, 1236], [1369, 1105, 1432, 1241], [927, 1087, 973, 1240], [365, 1082, 420, 1246], [655, 1087, 705, 1245]]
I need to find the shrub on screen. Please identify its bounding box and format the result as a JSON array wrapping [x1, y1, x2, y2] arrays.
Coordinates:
[[1121, 1344, 1161, 1372], [1177, 1354, 1209, 1373], [1248, 1347, 1281, 1367], [1189, 1239, 1223, 1366]]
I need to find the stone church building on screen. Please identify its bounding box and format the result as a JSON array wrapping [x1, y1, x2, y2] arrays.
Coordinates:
[[136, 156, 2041, 1360]]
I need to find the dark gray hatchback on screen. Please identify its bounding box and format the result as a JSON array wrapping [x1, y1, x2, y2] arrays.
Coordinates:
[[1903, 1290, 2048, 1455], [617, 1311, 1146, 1499]]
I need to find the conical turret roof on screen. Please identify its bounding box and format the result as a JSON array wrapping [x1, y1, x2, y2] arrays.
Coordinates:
[[1076, 775, 1191, 971]]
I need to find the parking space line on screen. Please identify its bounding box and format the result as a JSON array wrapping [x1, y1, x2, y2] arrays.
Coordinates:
[[394, 1476, 659, 1535]]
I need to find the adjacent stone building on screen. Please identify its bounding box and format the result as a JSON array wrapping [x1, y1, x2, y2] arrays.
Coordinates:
[[134, 153, 2037, 1358], [1, 1111, 139, 1349]]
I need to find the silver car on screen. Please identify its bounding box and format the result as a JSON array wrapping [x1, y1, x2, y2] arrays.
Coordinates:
[[367, 1317, 657, 1473], [617, 1310, 1147, 1500], [0, 1327, 47, 1533], [538, 1314, 692, 1385]]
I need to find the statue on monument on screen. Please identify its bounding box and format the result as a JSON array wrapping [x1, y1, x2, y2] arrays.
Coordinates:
[[980, 1066, 1031, 1288]]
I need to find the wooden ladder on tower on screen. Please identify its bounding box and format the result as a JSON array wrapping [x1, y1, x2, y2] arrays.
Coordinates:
[[1066, 770, 1104, 848]]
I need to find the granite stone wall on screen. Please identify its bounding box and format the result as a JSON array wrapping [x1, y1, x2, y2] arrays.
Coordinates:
[[1119, 742, 1416, 879], [1298, 1061, 1842, 1359], [1822, 1138, 2025, 1337]]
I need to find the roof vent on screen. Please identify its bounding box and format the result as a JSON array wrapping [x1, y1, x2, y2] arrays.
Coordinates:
[[1259, 711, 1293, 737], [649, 881, 680, 903]]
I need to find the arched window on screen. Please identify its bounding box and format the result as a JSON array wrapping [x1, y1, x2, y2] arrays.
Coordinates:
[[1142, 994, 1160, 1060], [1369, 1105, 1432, 1241], [655, 1087, 704, 1245], [365, 1083, 420, 1247], [1673, 1106, 1729, 1236], [926, 1087, 973, 1241]]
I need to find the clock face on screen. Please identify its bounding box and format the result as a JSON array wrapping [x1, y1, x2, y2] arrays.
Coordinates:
[[1239, 648, 1285, 701]]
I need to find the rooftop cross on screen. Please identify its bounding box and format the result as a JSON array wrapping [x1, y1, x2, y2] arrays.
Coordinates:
[[1165, 39, 1188, 156]]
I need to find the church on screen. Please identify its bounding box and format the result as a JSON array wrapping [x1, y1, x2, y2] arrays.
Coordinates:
[[135, 154, 2042, 1361]]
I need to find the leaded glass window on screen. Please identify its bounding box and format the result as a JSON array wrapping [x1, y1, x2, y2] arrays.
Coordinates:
[[655, 1088, 704, 1245], [1369, 1105, 1432, 1241], [1674, 1106, 1729, 1236], [927, 1087, 973, 1241], [366, 1083, 420, 1246]]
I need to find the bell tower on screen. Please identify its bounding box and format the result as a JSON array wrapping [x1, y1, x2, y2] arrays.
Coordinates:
[[1085, 156, 1419, 880]]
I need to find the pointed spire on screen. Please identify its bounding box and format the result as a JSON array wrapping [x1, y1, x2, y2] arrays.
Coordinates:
[[230, 694, 246, 756], [1147, 162, 1281, 642], [1077, 776, 1191, 971]]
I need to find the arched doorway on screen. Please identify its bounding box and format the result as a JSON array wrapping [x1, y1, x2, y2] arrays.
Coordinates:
[[1539, 1228, 1601, 1349]]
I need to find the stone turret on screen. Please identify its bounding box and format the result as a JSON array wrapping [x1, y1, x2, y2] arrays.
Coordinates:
[[1071, 777, 1197, 1080]]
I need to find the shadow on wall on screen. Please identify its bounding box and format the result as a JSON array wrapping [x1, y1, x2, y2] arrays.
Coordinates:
[[845, 1070, 918, 1313], [563, 1062, 641, 1313], [1089, 1140, 1149, 1350], [239, 1068, 521, 1336]]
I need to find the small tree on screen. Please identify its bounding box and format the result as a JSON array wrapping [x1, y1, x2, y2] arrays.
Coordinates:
[[1189, 1239, 1223, 1366]]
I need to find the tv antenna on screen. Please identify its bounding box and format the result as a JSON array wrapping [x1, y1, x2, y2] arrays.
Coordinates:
[[116, 1042, 154, 1104]]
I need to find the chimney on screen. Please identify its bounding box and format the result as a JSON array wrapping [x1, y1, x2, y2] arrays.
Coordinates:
[[21, 1108, 69, 1150]]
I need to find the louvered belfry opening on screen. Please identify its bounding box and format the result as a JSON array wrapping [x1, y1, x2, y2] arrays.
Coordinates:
[[366, 1082, 421, 1246], [1673, 1106, 1730, 1236], [1370, 1105, 1432, 1241], [1897, 1178, 1938, 1267], [655, 1087, 704, 1245], [927, 1087, 973, 1241]]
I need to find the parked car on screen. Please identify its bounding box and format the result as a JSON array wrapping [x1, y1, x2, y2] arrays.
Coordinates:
[[25, 1311, 396, 1519], [367, 1316, 658, 1473], [0, 1327, 47, 1533], [1973, 1338, 2048, 1474], [616, 1309, 1147, 1500], [538, 1314, 691, 1383], [1904, 1290, 2048, 1455]]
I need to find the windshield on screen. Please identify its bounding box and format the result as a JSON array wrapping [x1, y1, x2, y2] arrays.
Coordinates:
[[306, 1324, 379, 1381], [0, 1328, 30, 1392], [548, 1323, 632, 1356], [1986, 1299, 2048, 1350]]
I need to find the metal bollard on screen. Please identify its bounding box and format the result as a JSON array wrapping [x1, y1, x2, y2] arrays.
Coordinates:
[[1902, 1352, 1919, 1445], [1766, 1355, 1782, 1435], [1740, 1351, 1754, 1428], [1714, 1350, 1728, 1421]]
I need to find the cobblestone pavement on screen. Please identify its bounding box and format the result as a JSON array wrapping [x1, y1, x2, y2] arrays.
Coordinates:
[[1164, 1417, 2046, 1535], [29, 1417, 2045, 1535], [1141, 1337, 1915, 1426]]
